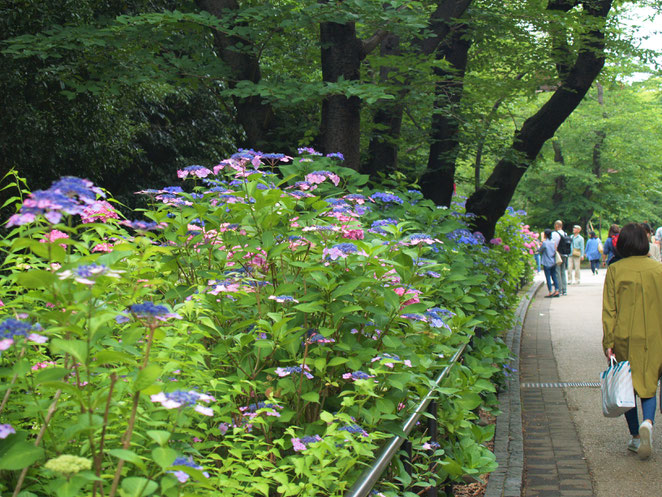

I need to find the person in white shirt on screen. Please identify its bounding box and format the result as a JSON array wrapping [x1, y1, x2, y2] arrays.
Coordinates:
[[551, 220, 568, 295]]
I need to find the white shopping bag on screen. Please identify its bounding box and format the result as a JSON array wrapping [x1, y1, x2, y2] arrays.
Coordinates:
[[600, 357, 636, 417]]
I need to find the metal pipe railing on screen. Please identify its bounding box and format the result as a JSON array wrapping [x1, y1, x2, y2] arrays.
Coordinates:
[[344, 341, 469, 497]]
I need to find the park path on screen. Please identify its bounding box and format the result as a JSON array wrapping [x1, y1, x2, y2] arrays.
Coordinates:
[[520, 268, 662, 496]]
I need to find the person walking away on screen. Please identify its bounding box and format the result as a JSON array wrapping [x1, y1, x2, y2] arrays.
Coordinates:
[[602, 223, 662, 460], [655, 224, 662, 246], [539, 229, 560, 298], [551, 220, 568, 295], [585, 231, 602, 274], [602, 224, 620, 267], [568, 225, 585, 284], [533, 233, 542, 273], [642, 223, 661, 262]]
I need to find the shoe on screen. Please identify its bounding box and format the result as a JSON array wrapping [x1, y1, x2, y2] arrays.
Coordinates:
[[552, 293, 560, 297], [638, 420, 653, 460], [628, 437, 641, 453]]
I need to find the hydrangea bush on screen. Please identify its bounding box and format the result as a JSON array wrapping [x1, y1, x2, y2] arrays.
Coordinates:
[[0, 150, 534, 496]]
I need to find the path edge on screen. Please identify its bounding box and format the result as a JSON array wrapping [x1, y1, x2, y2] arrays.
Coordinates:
[[484, 278, 544, 497]]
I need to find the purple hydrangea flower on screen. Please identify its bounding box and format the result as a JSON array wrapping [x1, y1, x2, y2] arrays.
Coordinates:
[[129, 302, 181, 321], [425, 308, 455, 329], [268, 295, 299, 304], [292, 435, 323, 452], [169, 456, 210, 483], [342, 370, 374, 381], [7, 176, 104, 227], [177, 165, 213, 179], [275, 365, 313, 379], [151, 390, 215, 416], [0, 424, 16, 439], [323, 243, 359, 261], [297, 147, 323, 156], [371, 353, 412, 368], [0, 319, 47, 352], [239, 401, 283, 419], [338, 424, 369, 437]]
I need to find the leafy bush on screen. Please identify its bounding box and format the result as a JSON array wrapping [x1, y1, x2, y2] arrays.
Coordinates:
[[0, 151, 533, 497]]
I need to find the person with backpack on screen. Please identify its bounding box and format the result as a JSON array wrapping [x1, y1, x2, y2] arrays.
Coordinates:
[[603, 224, 621, 266], [551, 220, 569, 295]]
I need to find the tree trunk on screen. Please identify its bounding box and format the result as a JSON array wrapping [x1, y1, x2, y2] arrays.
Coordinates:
[[581, 81, 606, 225], [320, 20, 363, 169], [466, 0, 613, 240], [551, 140, 566, 208], [196, 0, 274, 149], [419, 22, 472, 206], [364, 34, 405, 178]]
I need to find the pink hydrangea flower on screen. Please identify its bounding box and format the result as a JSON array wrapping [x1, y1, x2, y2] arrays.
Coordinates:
[[81, 201, 120, 223]]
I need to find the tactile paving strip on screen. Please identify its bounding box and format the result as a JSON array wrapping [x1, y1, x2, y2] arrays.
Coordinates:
[[521, 381, 600, 388]]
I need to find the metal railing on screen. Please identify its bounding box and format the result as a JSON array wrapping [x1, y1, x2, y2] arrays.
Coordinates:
[[345, 341, 469, 497]]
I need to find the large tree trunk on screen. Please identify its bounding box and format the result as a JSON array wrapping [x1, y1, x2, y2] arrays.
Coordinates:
[[419, 23, 472, 206], [364, 34, 404, 177], [196, 0, 274, 149], [466, 0, 613, 240], [320, 20, 363, 169]]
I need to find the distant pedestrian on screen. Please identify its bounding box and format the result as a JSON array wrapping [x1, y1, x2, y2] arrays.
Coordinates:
[[655, 225, 662, 246], [568, 225, 584, 284], [585, 231, 602, 274], [533, 234, 542, 272], [551, 220, 568, 295], [602, 224, 620, 266], [642, 223, 661, 262], [539, 229, 560, 298], [602, 223, 662, 460]]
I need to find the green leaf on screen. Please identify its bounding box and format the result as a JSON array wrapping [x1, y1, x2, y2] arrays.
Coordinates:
[[121, 476, 158, 497], [94, 350, 136, 366], [151, 447, 177, 469], [327, 357, 348, 367], [319, 411, 334, 423], [301, 391, 319, 403], [146, 430, 171, 447], [0, 441, 44, 470], [16, 270, 55, 289], [34, 367, 69, 384], [108, 449, 144, 465], [293, 302, 325, 313], [51, 338, 88, 363], [133, 364, 161, 392]]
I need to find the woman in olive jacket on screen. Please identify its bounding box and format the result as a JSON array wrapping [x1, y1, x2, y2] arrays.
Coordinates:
[[603, 222, 662, 460]]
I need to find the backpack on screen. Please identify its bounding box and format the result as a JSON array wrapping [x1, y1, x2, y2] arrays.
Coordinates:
[[556, 231, 572, 255]]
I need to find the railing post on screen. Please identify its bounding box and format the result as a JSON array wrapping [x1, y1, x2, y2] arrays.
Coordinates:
[[426, 400, 438, 497], [399, 439, 413, 492]]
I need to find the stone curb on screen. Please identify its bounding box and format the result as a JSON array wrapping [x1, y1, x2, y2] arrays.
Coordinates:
[[484, 279, 544, 497]]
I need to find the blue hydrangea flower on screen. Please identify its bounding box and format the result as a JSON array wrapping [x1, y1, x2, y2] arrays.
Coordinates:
[[169, 456, 210, 482], [370, 192, 403, 205]]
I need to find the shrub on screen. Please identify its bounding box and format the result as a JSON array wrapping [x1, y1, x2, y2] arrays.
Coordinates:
[[0, 151, 533, 496]]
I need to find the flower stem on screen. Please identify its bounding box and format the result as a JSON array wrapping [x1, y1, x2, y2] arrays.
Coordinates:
[[12, 389, 62, 497]]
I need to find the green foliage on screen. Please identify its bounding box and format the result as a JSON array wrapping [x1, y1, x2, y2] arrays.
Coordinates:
[[0, 151, 533, 495], [513, 81, 662, 228]]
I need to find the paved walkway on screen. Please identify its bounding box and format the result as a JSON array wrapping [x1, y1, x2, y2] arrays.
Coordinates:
[[487, 268, 662, 497]]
